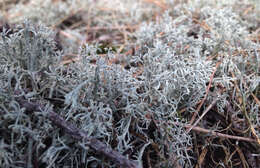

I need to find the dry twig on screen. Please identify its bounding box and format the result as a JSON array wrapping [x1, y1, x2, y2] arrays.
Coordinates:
[[188, 61, 222, 132], [182, 123, 258, 143], [15, 91, 139, 168]]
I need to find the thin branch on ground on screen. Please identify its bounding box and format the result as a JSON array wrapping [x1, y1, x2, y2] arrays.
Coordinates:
[[188, 61, 222, 129], [187, 96, 219, 133], [180, 123, 258, 143], [15, 91, 140, 168]]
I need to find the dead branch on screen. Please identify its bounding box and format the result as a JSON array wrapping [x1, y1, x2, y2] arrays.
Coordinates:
[[15, 93, 139, 168]]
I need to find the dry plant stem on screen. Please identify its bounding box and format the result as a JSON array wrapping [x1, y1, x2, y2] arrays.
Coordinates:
[[15, 94, 139, 168], [241, 80, 260, 145], [187, 96, 219, 133], [188, 61, 221, 128], [235, 145, 249, 168], [84, 25, 138, 31], [196, 146, 208, 168], [231, 72, 260, 145], [182, 123, 258, 143], [142, 0, 168, 10]]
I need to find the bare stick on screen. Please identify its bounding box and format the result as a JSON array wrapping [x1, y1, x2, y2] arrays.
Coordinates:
[[188, 61, 221, 127], [15, 95, 139, 168], [186, 97, 218, 133], [177, 122, 257, 143]]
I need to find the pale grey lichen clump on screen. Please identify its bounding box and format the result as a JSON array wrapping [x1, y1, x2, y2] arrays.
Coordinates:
[[0, 2, 259, 167], [0, 21, 59, 71]]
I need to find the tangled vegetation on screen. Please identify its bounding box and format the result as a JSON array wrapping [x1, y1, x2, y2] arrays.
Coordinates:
[[0, 0, 259, 167]]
